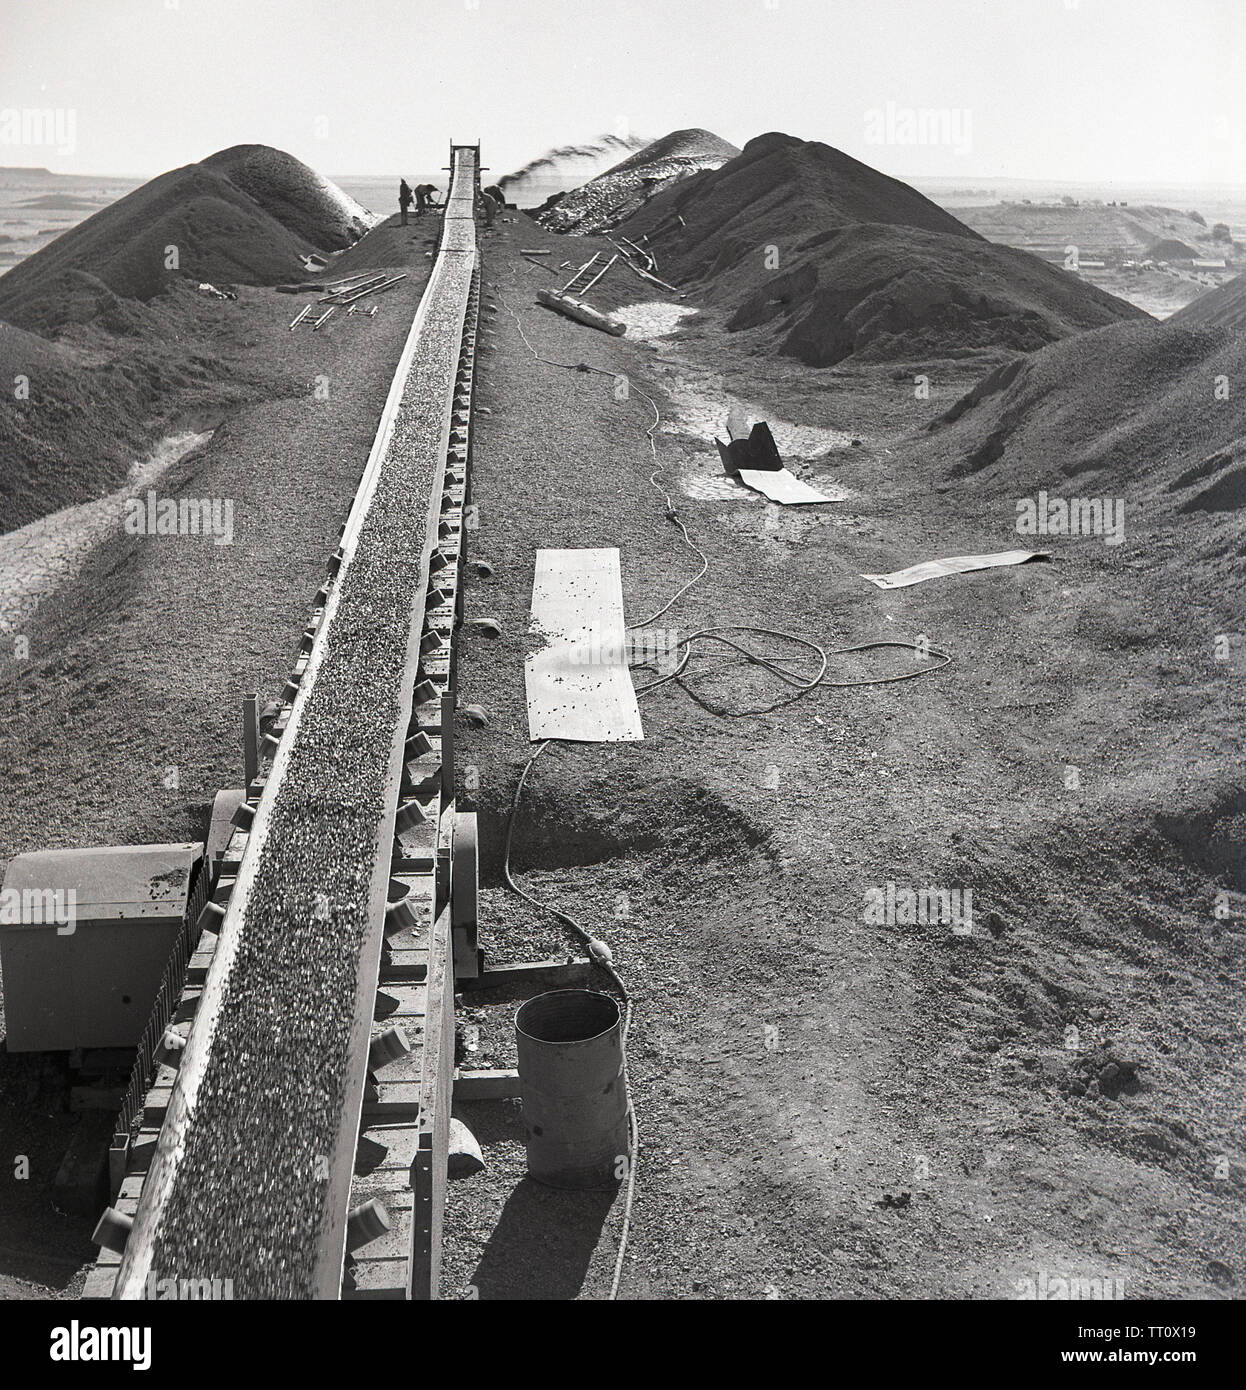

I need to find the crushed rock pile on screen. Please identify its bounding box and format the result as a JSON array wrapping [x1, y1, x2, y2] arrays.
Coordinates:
[[924, 317, 1246, 518], [498, 132, 648, 206], [1172, 268, 1246, 331], [536, 128, 739, 234], [202, 145, 376, 249], [617, 133, 1144, 366], [0, 145, 372, 333], [0, 303, 291, 535], [1147, 238, 1201, 261]]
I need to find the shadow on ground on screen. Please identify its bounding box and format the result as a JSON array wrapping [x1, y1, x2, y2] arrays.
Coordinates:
[[468, 1176, 617, 1300]]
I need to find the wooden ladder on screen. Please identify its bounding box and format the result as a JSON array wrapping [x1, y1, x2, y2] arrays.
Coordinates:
[[559, 252, 613, 296]]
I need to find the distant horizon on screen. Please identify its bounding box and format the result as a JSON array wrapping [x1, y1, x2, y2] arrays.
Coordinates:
[[5, 149, 1246, 198]]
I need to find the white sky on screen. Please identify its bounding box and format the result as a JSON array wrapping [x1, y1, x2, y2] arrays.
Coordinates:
[[1, 0, 1243, 186]]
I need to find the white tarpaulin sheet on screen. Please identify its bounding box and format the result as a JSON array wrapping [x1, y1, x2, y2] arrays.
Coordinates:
[[525, 548, 644, 743], [736, 468, 841, 505], [861, 549, 1049, 590]]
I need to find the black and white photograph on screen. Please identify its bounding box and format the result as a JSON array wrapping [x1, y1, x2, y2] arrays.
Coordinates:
[[0, 0, 1241, 1359]]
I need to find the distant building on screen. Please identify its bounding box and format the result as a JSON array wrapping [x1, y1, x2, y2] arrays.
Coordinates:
[[1191, 258, 1226, 269]]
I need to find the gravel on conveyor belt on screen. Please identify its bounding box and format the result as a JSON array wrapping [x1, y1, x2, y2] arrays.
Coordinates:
[[143, 231, 476, 1297]]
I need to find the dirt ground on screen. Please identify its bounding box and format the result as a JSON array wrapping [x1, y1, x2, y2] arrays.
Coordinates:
[[0, 206, 1240, 1302], [440, 214, 1244, 1299]]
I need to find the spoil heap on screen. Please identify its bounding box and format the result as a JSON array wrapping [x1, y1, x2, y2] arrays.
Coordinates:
[[957, 203, 1216, 260], [1148, 237, 1201, 261], [202, 145, 375, 250], [923, 318, 1246, 517], [618, 133, 1145, 365], [0, 145, 371, 333], [498, 132, 648, 206], [1172, 269, 1246, 331], [0, 316, 240, 532], [536, 128, 739, 234]]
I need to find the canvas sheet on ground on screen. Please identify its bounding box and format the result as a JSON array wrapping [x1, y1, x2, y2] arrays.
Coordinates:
[[525, 547, 645, 743], [861, 549, 1050, 590], [736, 468, 841, 505]]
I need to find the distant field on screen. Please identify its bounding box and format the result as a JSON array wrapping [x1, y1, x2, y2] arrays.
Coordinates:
[[0, 171, 139, 279], [954, 200, 1240, 255], [0, 173, 139, 279], [949, 199, 1246, 318]]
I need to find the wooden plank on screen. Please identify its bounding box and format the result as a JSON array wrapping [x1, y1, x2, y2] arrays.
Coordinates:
[[82, 1266, 119, 1300], [365, 1081, 422, 1119], [578, 252, 618, 296], [372, 982, 427, 1023], [346, 1194, 413, 1299], [558, 254, 598, 293], [451, 811, 478, 980], [454, 1068, 521, 1101], [463, 957, 591, 991], [525, 548, 644, 743], [358, 1125, 423, 1173]]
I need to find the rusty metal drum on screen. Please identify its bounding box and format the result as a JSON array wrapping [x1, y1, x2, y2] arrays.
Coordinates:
[[515, 990, 630, 1190]]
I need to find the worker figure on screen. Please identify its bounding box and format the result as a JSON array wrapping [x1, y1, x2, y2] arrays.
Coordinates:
[[399, 178, 413, 226], [477, 186, 499, 229], [414, 183, 439, 215]]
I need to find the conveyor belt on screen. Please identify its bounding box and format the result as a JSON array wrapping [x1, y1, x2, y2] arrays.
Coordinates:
[[96, 145, 481, 1301]]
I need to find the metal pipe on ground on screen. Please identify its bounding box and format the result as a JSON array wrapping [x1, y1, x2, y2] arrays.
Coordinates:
[[318, 274, 387, 304], [515, 990, 630, 1190], [340, 274, 408, 305], [324, 272, 383, 292]]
